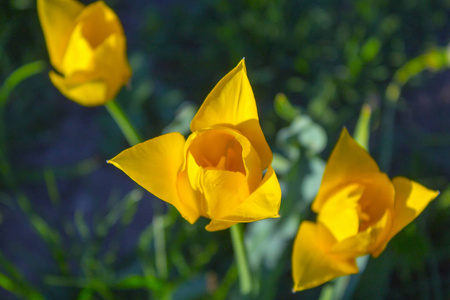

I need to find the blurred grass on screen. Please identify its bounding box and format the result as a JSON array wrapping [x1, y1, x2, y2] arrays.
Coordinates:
[[0, 0, 449, 299]]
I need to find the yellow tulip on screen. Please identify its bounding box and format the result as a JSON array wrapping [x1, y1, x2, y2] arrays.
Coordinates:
[[108, 59, 281, 231], [38, 0, 131, 106], [292, 128, 439, 291]]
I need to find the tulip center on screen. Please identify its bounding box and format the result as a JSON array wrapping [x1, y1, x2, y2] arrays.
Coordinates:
[[356, 203, 371, 231], [188, 130, 246, 174], [79, 4, 117, 49]]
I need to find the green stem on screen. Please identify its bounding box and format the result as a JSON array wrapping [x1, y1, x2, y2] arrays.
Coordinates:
[[105, 100, 142, 146], [153, 215, 168, 280], [230, 224, 252, 295]]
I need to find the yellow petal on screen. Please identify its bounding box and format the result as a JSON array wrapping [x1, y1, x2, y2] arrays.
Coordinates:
[[312, 127, 382, 213], [389, 177, 439, 240], [213, 166, 281, 223], [74, 1, 123, 49], [331, 230, 372, 258], [202, 169, 249, 219], [331, 209, 393, 258], [356, 173, 395, 231], [176, 170, 203, 224], [93, 33, 132, 98], [317, 184, 363, 242], [62, 24, 95, 76], [49, 71, 109, 106], [76, 1, 131, 90], [191, 59, 258, 130], [190, 60, 272, 168], [205, 220, 237, 231], [108, 133, 200, 223], [292, 221, 359, 292], [367, 209, 394, 257], [38, 0, 84, 72]]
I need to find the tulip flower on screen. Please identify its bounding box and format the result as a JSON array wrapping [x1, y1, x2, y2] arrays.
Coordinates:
[[38, 0, 131, 106], [109, 59, 281, 231], [292, 128, 439, 291]]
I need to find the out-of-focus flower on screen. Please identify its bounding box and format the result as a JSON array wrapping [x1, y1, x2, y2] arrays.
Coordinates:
[[292, 128, 439, 291], [38, 0, 131, 106], [109, 59, 281, 231]]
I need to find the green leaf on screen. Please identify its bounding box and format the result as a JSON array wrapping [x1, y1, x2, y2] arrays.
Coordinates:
[[114, 275, 163, 290], [361, 38, 381, 62], [274, 93, 300, 122], [353, 104, 372, 151], [0, 60, 46, 108]]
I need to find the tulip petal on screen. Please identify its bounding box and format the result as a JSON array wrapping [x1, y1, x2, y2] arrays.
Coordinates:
[[93, 34, 132, 98], [312, 128, 381, 213], [317, 184, 363, 241], [75, 1, 123, 49], [205, 220, 237, 231], [108, 133, 200, 223], [203, 169, 249, 219], [389, 177, 439, 239], [292, 221, 359, 292], [38, 0, 84, 72], [332, 209, 393, 258], [62, 25, 95, 76], [191, 59, 258, 130], [215, 166, 281, 222], [49, 71, 108, 106], [190, 60, 272, 168]]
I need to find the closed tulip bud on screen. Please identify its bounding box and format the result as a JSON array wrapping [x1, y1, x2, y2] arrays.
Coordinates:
[[38, 0, 132, 106]]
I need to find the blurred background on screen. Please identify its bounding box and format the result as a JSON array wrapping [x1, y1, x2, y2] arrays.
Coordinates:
[[0, 0, 449, 299]]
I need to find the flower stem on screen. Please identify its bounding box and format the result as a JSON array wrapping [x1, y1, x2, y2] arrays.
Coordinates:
[[105, 100, 142, 146], [230, 224, 252, 295], [153, 215, 168, 279]]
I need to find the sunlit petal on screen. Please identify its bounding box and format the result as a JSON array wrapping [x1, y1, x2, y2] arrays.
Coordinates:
[[317, 184, 363, 241], [312, 128, 381, 212], [216, 166, 281, 222], [292, 221, 358, 292], [108, 133, 200, 223], [389, 177, 439, 240], [190, 60, 272, 168]]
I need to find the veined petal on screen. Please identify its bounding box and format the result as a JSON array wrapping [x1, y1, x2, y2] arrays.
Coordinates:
[[49, 71, 108, 106], [312, 128, 382, 213], [389, 177, 439, 240], [214, 166, 281, 222], [190, 60, 272, 168], [108, 133, 199, 222], [38, 0, 84, 72], [292, 221, 359, 292]]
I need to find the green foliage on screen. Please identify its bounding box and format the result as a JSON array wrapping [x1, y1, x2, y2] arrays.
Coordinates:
[[0, 0, 449, 299]]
